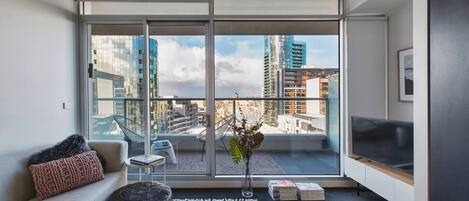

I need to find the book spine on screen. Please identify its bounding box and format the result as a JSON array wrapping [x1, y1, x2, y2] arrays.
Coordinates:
[[130, 160, 149, 166]]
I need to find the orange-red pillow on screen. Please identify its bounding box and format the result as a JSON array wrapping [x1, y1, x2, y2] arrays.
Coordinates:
[[29, 151, 104, 199]]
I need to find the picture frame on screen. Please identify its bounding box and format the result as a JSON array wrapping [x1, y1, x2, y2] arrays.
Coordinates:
[[398, 48, 413, 102]]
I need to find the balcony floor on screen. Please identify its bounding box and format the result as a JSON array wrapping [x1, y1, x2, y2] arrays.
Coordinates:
[[128, 150, 340, 176]]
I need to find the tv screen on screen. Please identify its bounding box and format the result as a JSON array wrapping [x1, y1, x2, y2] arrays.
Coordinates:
[[352, 116, 413, 174]]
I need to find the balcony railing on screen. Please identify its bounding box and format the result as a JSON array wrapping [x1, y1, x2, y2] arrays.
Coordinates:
[[92, 97, 340, 175]]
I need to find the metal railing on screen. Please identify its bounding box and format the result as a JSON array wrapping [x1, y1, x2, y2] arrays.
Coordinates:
[[93, 97, 332, 136]]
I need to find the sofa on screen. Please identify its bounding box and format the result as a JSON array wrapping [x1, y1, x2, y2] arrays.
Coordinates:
[[0, 140, 127, 201]]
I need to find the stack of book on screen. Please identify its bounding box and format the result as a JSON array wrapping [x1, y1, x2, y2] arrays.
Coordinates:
[[130, 155, 164, 166], [268, 180, 298, 200], [295, 183, 325, 201]]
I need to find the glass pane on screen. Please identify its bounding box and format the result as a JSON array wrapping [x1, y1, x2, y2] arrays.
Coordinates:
[[214, 0, 339, 16], [215, 99, 340, 175], [149, 99, 207, 175], [149, 27, 207, 175], [82, 2, 209, 16], [89, 24, 145, 159], [215, 35, 339, 98], [149, 35, 205, 98], [214, 22, 340, 175]]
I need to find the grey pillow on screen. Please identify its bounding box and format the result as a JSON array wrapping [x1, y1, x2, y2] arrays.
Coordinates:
[[28, 134, 106, 168]]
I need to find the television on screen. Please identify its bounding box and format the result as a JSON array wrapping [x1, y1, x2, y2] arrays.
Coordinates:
[[352, 116, 414, 174]]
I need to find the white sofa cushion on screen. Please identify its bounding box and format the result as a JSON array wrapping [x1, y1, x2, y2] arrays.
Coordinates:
[[0, 140, 127, 201], [30, 172, 126, 201]]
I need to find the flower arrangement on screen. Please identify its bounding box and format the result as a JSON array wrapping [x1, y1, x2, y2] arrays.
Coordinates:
[[228, 118, 264, 164], [228, 108, 264, 198]]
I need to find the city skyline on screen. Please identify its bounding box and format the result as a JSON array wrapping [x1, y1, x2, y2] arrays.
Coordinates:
[[92, 35, 339, 99], [91, 34, 339, 135], [154, 35, 339, 98]]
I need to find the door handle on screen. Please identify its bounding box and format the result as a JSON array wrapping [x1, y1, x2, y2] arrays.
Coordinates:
[[88, 63, 94, 78]]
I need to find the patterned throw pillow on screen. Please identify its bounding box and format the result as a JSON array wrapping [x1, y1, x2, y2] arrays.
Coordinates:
[[27, 134, 106, 169], [29, 151, 104, 199]]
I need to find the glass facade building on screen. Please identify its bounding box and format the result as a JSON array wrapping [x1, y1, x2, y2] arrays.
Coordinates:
[[263, 36, 307, 126], [91, 36, 158, 135]]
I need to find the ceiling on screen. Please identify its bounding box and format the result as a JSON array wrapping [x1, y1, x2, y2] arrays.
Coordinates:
[[347, 0, 411, 15]]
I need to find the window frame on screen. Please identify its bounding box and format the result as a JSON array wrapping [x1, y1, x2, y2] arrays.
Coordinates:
[[77, 0, 346, 180]]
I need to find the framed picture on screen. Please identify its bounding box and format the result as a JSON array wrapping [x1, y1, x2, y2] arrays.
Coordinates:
[[398, 48, 413, 102]]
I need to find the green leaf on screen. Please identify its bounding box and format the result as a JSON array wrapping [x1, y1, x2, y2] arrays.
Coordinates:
[[229, 138, 243, 164]]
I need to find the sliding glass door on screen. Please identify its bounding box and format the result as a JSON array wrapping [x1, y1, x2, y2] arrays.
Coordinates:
[[82, 0, 341, 179], [148, 23, 208, 175], [214, 21, 341, 175], [89, 24, 146, 158], [88, 23, 210, 176]]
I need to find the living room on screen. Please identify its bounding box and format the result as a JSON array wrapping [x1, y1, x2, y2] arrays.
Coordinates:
[[0, 0, 465, 201]]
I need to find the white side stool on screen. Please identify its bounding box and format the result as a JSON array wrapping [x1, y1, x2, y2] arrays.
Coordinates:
[[151, 140, 177, 164]]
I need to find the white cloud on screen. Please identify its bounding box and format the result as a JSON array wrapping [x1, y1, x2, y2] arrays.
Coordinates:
[[215, 41, 264, 97], [157, 37, 264, 98], [157, 38, 205, 97]]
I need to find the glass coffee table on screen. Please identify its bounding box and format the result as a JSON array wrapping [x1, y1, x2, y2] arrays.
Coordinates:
[[124, 155, 166, 183]]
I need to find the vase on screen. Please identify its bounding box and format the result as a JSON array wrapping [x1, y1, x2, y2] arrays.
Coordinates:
[[241, 155, 253, 198]]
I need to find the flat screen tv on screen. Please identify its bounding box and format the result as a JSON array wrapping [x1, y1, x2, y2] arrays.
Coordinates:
[[352, 116, 413, 174]]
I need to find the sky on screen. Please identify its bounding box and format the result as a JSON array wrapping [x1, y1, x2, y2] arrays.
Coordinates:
[[151, 35, 339, 98]]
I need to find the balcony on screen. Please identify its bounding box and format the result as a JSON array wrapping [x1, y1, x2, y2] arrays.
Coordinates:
[[91, 97, 340, 176]]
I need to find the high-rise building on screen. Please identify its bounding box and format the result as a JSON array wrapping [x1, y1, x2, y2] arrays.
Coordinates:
[[155, 97, 200, 134], [263, 35, 307, 126], [91, 36, 158, 129], [283, 67, 337, 115], [263, 35, 339, 126], [306, 77, 330, 115]]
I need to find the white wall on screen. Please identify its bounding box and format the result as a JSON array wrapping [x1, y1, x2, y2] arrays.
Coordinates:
[[413, 0, 428, 200], [387, 2, 413, 122], [347, 19, 387, 120], [0, 1, 77, 200], [346, 19, 388, 154], [0, 0, 77, 153]]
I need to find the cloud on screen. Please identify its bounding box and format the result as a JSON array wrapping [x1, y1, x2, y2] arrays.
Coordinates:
[[215, 40, 264, 97], [157, 37, 264, 98], [157, 38, 205, 97], [215, 61, 243, 77]]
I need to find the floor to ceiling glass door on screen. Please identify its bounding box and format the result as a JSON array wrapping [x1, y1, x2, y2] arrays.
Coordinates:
[[88, 22, 210, 176], [88, 24, 146, 158], [214, 21, 341, 176], [148, 23, 209, 175], [85, 20, 341, 178]]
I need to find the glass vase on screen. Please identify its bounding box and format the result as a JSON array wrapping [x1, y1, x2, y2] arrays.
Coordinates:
[[241, 156, 253, 198]]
